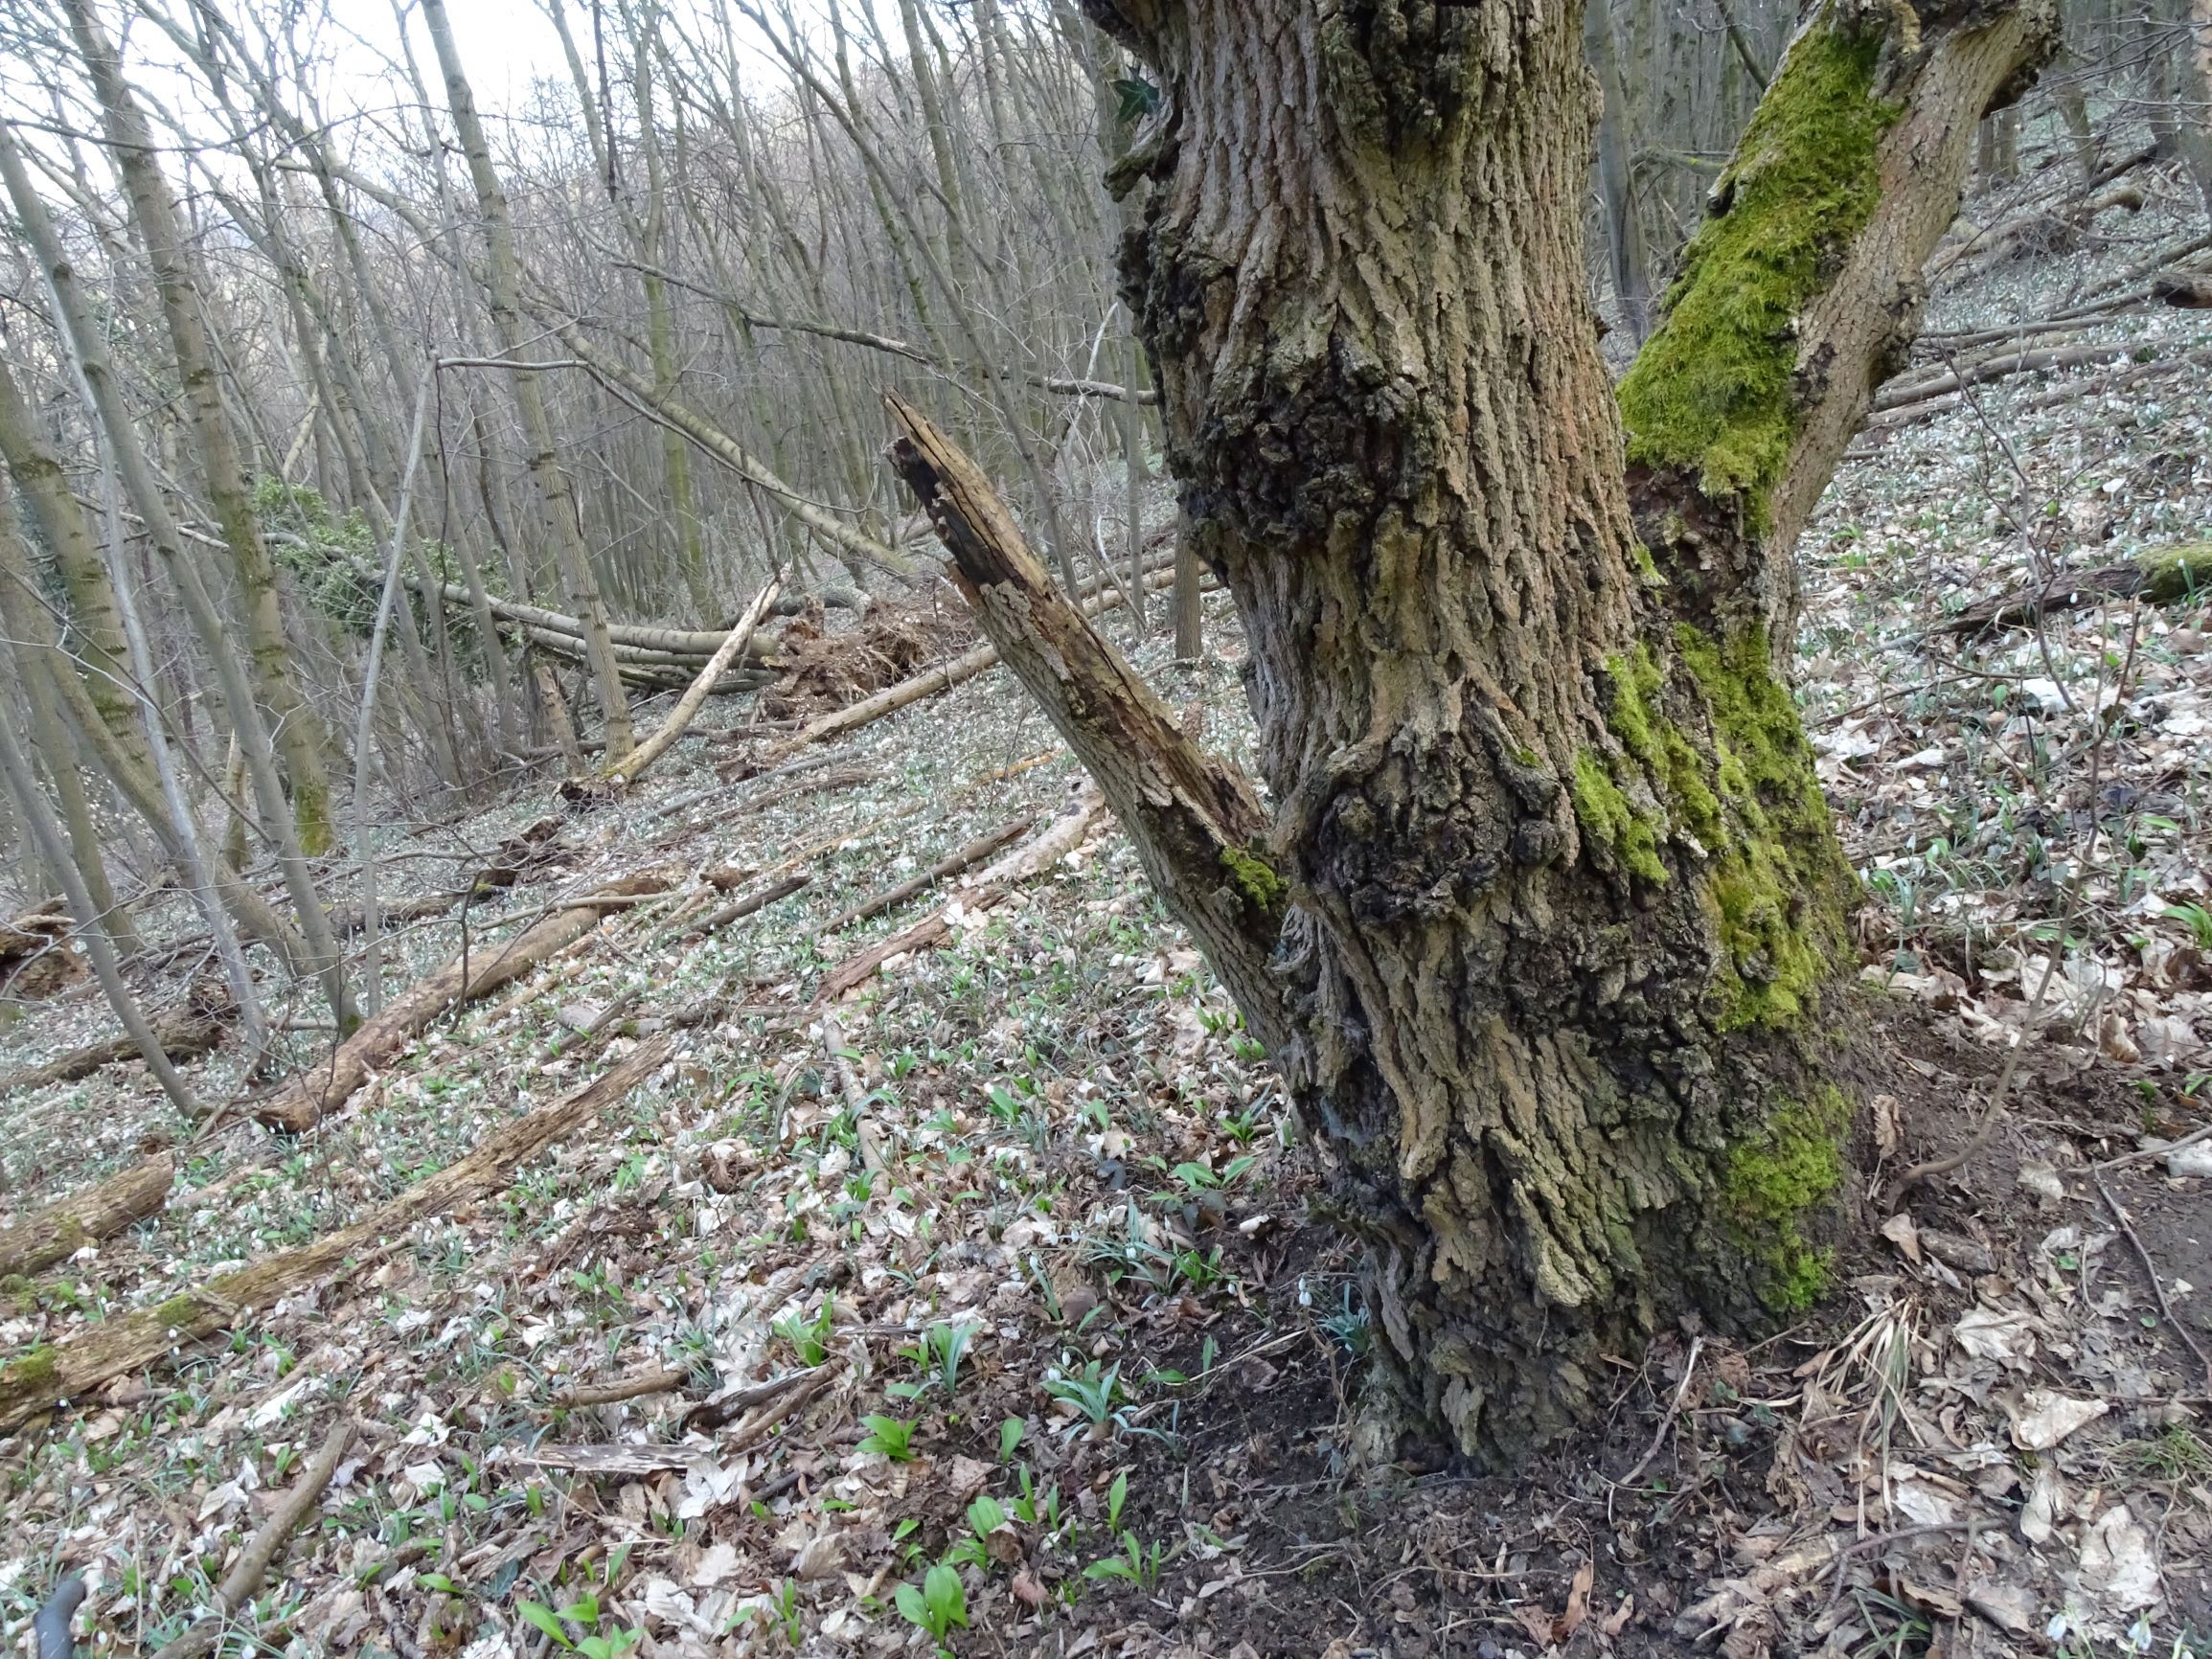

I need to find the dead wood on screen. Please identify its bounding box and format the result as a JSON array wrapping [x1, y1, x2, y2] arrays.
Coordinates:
[[813, 787, 1106, 1005], [545, 1365, 687, 1409], [0, 1152, 173, 1278], [512, 1442, 717, 1476], [739, 557, 1185, 772], [681, 1367, 822, 1432], [813, 816, 1038, 935], [254, 872, 673, 1132], [1870, 340, 2133, 414], [821, 1011, 889, 1177], [0, 1034, 673, 1433], [695, 873, 811, 938], [610, 576, 783, 786], [0, 987, 232, 1096], [0, 909, 80, 1000], [883, 395, 1285, 1035], [149, 1418, 355, 1659], [2153, 272, 2212, 307], [1941, 545, 2212, 634]]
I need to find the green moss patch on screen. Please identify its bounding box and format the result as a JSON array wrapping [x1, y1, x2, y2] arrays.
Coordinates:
[[1676, 625, 1853, 1030], [1571, 751, 1669, 886], [1616, 21, 1901, 520], [1722, 1087, 1851, 1310], [3, 1343, 58, 1388], [1219, 845, 1288, 918], [2138, 544, 2212, 604]]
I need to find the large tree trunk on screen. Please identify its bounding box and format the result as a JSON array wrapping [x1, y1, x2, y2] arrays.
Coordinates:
[[921, 0, 2060, 1462]]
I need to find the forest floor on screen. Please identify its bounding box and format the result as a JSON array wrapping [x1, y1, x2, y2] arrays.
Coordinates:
[[3, 164, 2212, 1659]]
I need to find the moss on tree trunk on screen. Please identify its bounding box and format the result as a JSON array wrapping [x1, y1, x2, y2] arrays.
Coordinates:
[[1044, 0, 2053, 1462]]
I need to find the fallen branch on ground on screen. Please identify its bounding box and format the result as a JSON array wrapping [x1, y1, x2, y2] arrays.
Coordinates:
[[0, 989, 232, 1095], [813, 816, 1037, 935], [545, 1366, 687, 1410], [150, 1418, 355, 1659], [821, 1011, 889, 1177], [695, 874, 811, 938], [0, 1034, 673, 1433], [607, 576, 783, 786], [0, 1152, 174, 1278], [1869, 339, 2133, 417], [1940, 544, 2211, 635], [254, 872, 673, 1133], [756, 562, 1188, 766], [814, 786, 1106, 1005]]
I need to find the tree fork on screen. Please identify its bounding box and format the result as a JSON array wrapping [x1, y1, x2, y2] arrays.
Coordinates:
[[1034, 0, 2060, 1464]]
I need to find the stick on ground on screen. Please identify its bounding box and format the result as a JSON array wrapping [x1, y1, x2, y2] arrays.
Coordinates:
[[149, 1417, 355, 1659], [0, 1035, 673, 1432], [814, 816, 1036, 935]]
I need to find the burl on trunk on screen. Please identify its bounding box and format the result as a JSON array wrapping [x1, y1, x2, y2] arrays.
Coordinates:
[[894, 0, 2052, 1462]]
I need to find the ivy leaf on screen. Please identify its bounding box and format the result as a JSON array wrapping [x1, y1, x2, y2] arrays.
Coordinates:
[[1112, 75, 1159, 124]]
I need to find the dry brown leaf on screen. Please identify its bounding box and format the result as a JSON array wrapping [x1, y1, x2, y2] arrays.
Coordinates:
[[1872, 1093, 1904, 1157], [1601, 1595, 1636, 1638], [1562, 1558, 1596, 1637]]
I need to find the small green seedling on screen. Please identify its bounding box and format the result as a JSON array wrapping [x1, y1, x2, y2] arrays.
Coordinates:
[[857, 1414, 917, 1461], [894, 1563, 969, 1655]]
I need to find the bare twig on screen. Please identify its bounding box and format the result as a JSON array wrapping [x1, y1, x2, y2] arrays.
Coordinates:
[[1618, 1333, 1703, 1489], [2093, 1170, 2212, 1396], [150, 1418, 354, 1659]]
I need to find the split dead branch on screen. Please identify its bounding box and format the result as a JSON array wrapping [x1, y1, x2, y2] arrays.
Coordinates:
[[883, 395, 1288, 1041]]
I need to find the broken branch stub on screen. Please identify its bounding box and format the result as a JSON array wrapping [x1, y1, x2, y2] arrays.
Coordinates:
[[882, 394, 1289, 1045]]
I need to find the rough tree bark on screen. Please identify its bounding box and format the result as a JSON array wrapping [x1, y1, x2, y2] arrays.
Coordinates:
[[905, 0, 2054, 1461]]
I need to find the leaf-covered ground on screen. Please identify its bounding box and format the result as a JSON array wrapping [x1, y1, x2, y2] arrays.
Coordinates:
[[3, 145, 2212, 1659]]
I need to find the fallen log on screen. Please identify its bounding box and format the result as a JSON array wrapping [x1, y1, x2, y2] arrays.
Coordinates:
[[0, 1152, 173, 1278], [609, 577, 783, 787], [2153, 272, 2212, 308], [0, 1034, 673, 1434], [814, 816, 1037, 935], [0, 990, 232, 1096], [254, 872, 673, 1133], [0, 909, 80, 1000], [814, 785, 1106, 1005], [1871, 339, 2132, 413], [1942, 544, 2212, 634]]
